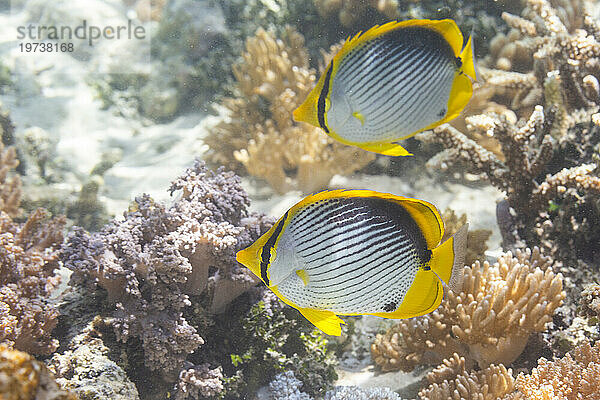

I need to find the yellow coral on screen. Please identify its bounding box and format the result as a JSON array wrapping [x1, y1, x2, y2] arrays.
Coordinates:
[[205, 27, 374, 194], [504, 341, 600, 400], [371, 248, 564, 371], [0, 343, 76, 400]]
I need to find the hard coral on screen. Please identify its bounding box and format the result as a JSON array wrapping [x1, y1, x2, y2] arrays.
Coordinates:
[[0, 343, 76, 400], [503, 340, 600, 400], [205, 27, 374, 194], [61, 160, 274, 378], [0, 208, 65, 355], [441, 208, 491, 265], [371, 248, 565, 371], [419, 353, 515, 400]]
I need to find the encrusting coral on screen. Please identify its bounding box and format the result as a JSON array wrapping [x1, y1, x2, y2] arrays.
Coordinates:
[[371, 248, 565, 371], [61, 160, 274, 378], [205, 27, 374, 194], [419, 353, 516, 400], [503, 340, 600, 399], [0, 343, 76, 400]]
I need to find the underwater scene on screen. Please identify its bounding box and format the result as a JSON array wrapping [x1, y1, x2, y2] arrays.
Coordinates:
[[1, 0, 600, 399]]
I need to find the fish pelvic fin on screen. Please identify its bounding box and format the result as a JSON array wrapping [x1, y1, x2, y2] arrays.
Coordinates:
[[430, 223, 468, 292], [359, 141, 413, 157], [460, 35, 477, 81], [297, 307, 345, 336]]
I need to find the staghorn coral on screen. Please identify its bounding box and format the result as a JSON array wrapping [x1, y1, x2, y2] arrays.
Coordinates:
[[503, 340, 600, 399], [418, 103, 600, 263], [313, 0, 399, 28], [441, 208, 492, 265], [419, 353, 515, 400], [0, 142, 21, 218], [61, 160, 274, 379], [371, 248, 564, 372], [0, 208, 65, 356], [0, 343, 76, 400], [205, 27, 374, 194]]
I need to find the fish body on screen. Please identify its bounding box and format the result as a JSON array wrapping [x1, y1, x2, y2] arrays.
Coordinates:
[[293, 19, 476, 156], [236, 190, 467, 336]]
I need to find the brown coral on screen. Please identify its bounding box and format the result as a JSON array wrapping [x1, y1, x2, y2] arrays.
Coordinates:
[[0, 343, 76, 400], [205, 27, 374, 194], [0, 209, 65, 355], [504, 340, 600, 400], [371, 248, 564, 371], [419, 353, 516, 400]]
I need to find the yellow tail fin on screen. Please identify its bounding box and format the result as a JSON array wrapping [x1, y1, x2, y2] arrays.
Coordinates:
[[430, 224, 468, 292], [460, 36, 477, 81]]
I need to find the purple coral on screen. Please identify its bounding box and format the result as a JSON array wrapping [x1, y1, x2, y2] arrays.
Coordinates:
[[61, 160, 274, 378], [0, 209, 65, 355]]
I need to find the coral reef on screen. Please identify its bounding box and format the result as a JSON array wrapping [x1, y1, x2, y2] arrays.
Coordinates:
[[419, 353, 515, 400], [268, 371, 312, 400], [0, 208, 66, 356], [441, 208, 491, 265], [503, 340, 600, 399], [0, 343, 76, 400], [579, 283, 600, 319], [324, 386, 402, 400], [174, 363, 224, 400], [61, 160, 273, 378], [371, 248, 565, 371], [205, 27, 375, 194]]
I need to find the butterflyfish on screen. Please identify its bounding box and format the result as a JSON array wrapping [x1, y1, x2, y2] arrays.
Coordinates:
[[236, 189, 468, 336], [293, 19, 477, 156]]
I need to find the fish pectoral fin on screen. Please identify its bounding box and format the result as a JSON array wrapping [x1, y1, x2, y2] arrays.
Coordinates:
[[297, 307, 345, 336], [360, 142, 413, 157], [352, 111, 365, 125], [295, 269, 310, 286]]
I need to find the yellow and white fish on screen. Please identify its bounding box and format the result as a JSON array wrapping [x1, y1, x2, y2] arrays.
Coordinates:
[[293, 19, 476, 157], [236, 189, 467, 336]]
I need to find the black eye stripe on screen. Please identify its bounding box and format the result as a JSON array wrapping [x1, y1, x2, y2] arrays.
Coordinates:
[[260, 211, 289, 285], [317, 61, 334, 133]]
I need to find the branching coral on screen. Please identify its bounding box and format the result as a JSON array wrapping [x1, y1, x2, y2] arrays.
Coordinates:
[[0, 208, 65, 355], [61, 160, 274, 378], [503, 340, 600, 399], [0, 343, 76, 400], [205, 27, 374, 194], [371, 248, 564, 371], [419, 353, 516, 400], [313, 0, 399, 28]]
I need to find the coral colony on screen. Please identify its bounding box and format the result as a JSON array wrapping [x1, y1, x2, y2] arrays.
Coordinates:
[[2, 0, 600, 399]]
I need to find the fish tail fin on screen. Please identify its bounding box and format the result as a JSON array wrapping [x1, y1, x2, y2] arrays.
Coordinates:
[[460, 35, 477, 81], [430, 224, 468, 292]]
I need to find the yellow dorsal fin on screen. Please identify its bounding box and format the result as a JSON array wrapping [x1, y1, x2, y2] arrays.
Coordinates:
[[297, 307, 345, 336], [335, 19, 464, 66]]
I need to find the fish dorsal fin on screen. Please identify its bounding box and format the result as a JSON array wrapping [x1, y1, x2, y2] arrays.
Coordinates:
[[335, 19, 464, 66], [297, 307, 345, 336]]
